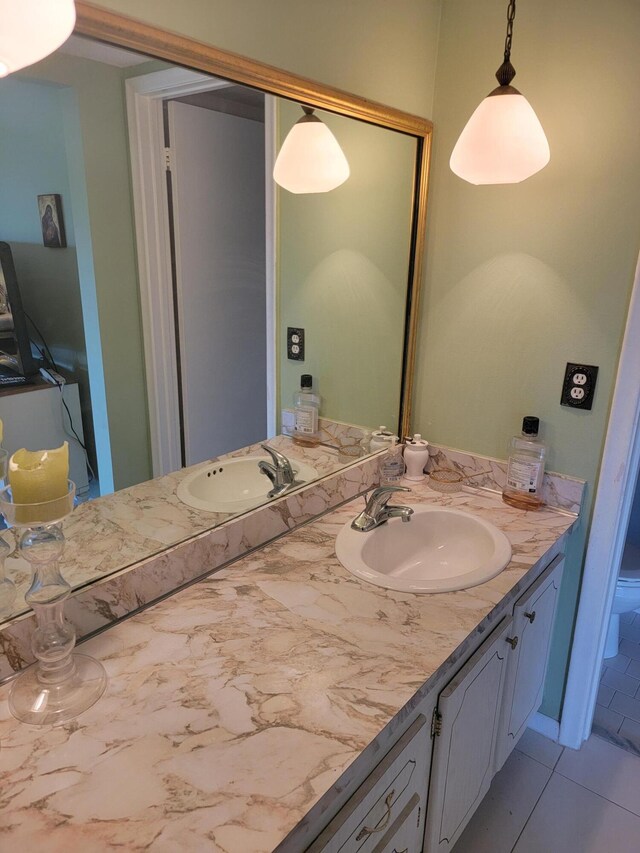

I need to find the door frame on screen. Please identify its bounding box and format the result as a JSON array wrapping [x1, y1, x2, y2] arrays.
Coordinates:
[[560, 251, 640, 748], [126, 67, 277, 476]]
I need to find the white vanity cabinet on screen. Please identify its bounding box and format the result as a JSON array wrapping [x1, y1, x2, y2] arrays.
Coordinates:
[[494, 554, 564, 771], [423, 616, 514, 853], [306, 551, 566, 853], [423, 554, 565, 853], [307, 714, 432, 853]]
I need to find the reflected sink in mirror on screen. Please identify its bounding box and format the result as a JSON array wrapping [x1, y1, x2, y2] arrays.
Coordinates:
[[177, 455, 318, 514], [335, 506, 512, 593]]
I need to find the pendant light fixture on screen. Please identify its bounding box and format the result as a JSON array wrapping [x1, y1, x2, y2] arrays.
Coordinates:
[[273, 106, 350, 194], [0, 0, 76, 78], [450, 0, 549, 185]]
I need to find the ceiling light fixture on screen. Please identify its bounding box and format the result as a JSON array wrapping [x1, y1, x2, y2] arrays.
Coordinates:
[[450, 0, 550, 185], [0, 0, 76, 78], [273, 106, 350, 194]]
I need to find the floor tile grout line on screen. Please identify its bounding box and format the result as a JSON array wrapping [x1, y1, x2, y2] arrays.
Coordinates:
[[508, 764, 555, 853], [551, 768, 640, 820], [514, 745, 564, 773], [551, 746, 564, 771]]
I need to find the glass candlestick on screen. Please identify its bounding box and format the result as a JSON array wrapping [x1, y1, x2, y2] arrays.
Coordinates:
[[0, 534, 16, 618], [0, 449, 16, 617], [0, 481, 107, 725]]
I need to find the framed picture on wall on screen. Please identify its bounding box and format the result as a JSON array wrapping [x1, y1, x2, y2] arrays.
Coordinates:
[[37, 194, 66, 249]]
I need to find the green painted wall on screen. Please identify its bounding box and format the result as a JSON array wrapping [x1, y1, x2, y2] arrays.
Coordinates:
[[415, 0, 640, 717], [20, 52, 152, 491], [91, 0, 443, 118], [278, 103, 415, 430]]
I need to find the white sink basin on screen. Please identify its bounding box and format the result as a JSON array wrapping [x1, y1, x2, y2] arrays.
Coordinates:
[[335, 505, 512, 593], [177, 455, 318, 514]]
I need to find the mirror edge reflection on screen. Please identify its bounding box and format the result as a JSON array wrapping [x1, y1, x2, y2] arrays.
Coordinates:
[[74, 0, 432, 441]]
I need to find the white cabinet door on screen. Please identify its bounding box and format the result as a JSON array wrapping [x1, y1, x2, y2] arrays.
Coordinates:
[[495, 555, 564, 771], [424, 616, 514, 853]]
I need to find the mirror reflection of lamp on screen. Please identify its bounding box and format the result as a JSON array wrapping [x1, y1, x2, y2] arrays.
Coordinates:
[[0, 0, 76, 78], [450, 0, 550, 185], [273, 106, 350, 193]]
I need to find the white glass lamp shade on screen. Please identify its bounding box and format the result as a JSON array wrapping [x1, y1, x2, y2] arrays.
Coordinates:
[[273, 111, 350, 194], [450, 90, 550, 185], [0, 0, 76, 78]]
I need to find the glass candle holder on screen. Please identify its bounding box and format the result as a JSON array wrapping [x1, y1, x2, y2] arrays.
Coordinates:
[[0, 481, 107, 725], [0, 449, 16, 617]]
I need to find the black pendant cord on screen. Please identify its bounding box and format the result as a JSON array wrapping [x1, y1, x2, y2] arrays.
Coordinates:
[[495, 0, 517, 87]]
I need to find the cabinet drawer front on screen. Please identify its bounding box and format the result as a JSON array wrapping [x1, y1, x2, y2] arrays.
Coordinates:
[[425, 616, 513, 853], [372, 793, 423, 853], [307, 715, 431, 853]]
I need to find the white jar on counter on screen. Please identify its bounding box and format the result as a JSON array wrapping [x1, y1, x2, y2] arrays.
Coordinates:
[[403, 434, 429, 481]]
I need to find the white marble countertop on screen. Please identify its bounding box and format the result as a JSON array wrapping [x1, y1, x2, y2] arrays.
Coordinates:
[[0, 481, 576, 851]]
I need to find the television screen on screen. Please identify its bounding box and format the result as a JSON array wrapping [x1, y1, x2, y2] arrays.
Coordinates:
[[0, 242, 38, 382]]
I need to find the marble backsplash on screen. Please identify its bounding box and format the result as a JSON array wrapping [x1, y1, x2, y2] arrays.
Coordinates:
[[0, 451, 380, 681], [427, 444, 586, 516], [0, 423, 373, 625]]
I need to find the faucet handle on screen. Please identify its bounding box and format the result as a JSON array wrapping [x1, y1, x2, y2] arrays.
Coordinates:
[[260, 443, 294, 478], [364, 484, 411, 512]]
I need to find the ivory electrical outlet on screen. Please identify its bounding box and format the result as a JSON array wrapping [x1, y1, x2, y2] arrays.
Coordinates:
[[561, 363, 598, 410], [287, 327, 305, 361]]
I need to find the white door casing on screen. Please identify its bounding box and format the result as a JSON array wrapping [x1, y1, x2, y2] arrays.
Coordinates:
[[561, 250, 640, 749], [126, 68, 276, 476]]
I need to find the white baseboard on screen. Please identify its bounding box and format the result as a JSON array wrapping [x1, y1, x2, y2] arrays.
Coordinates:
[[528, 711, 561, 742]]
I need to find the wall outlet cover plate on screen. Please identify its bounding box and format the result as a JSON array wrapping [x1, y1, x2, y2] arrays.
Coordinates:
[[561, 362, 599, 410], [287, 327, 305, 361]]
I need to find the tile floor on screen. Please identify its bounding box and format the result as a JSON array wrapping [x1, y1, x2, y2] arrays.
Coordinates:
[[451, 729, 640, 853], [594, 610, 640, 756]]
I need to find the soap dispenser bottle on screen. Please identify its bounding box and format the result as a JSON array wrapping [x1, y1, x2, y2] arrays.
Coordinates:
[[293, 374, 321, 444], [380, 437, 405, 485], [403, 434, 430, 481], [502, 416, 546, 510]]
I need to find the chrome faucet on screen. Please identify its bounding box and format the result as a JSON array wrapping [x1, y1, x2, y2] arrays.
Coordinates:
[[351, 485, 413, 532], [258, 444, 301, 498]]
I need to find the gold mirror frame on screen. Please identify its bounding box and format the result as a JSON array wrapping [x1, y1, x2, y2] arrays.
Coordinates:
[[74, 1, 432, 438]]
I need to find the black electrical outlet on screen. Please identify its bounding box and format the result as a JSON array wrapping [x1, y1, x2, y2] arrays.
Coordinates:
[[287, 327, 305, 361], [561, 362, 599, 410]]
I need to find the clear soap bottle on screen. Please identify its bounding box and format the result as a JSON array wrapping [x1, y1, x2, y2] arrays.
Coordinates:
[[293, 374, 321, 445], [380, 437, 405, 485], [502, 416, 546, 510]]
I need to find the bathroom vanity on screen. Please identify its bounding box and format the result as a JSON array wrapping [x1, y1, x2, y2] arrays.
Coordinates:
[[0, 475, 576, 852]]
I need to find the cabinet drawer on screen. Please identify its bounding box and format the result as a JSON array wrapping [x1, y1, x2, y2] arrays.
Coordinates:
[[372, 793, 423, 853], [307, 715, 430, 853]]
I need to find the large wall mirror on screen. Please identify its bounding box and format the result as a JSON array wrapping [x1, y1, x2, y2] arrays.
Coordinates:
[[0, 2, 431, 624]]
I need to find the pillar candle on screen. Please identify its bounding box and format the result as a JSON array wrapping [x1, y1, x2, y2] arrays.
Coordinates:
[[9, 442, 69, 504]]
